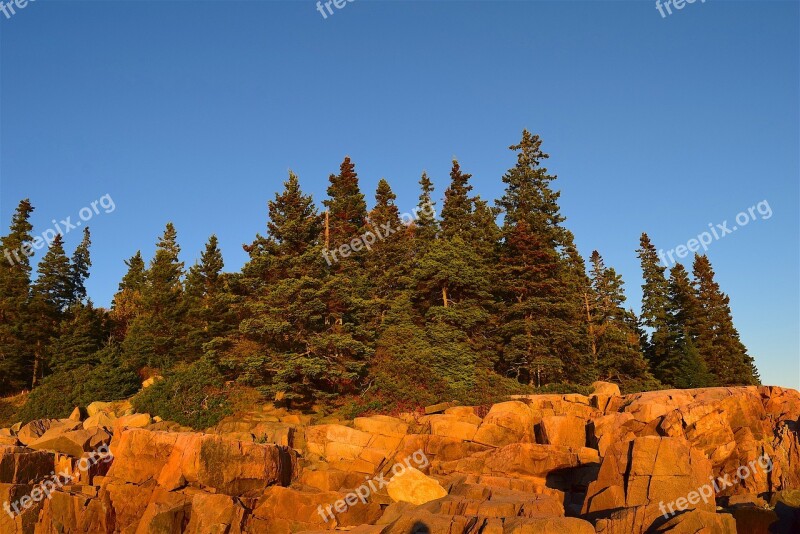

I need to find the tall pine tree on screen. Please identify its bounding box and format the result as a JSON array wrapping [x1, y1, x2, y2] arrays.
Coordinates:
[[692, 254, 759, 385]]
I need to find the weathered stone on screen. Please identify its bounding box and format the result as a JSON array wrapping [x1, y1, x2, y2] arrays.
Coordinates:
[[386, 466, 447, 505]]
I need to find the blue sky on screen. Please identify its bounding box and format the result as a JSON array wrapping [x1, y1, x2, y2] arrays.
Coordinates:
[[1, 0, 797, 388]]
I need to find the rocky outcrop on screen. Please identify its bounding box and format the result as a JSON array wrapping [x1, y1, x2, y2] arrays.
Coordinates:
[[0, 383, 797, 532]]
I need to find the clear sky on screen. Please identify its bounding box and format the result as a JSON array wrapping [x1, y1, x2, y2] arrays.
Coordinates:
[[1, 0, 797, 388]]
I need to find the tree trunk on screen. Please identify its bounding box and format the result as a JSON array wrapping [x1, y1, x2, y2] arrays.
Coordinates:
[[442, 286, 449, 308]]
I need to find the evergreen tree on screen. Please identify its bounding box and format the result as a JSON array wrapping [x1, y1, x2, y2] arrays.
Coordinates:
[[49, 302, 109, 373], [364, 179, 410, 329], [0, 200, 36, 393], [636, 233, 674, 381], [692, 254, 759, 385], [322, 156, 368, 257], [70, 227, 91, 306], [122, 223, 187, 369], [412, 172, 439, 254], [238, 172, 366, 405], [440, 159, 474, 239], [33, 234, 73, 312], [588, 251, 650, 382], [30, 233, 74, 385], [110, 251, 146, 340], [185, 235, 237, 358], [661, 264, 713, 387], [495, 131, 587, 386]]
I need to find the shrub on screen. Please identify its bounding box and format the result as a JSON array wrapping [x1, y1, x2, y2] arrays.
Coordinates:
[[15, 356, 140, 424], [132, 357, 231, 429]]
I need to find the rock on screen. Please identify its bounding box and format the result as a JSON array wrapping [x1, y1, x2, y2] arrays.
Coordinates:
[[535, 415, 587, 448], [114, 413, 151, 429], [428, 415, 479, 441], [86, 402, 114, 418], [0, 446, 55, 483], [83, 412, 115, 430], [386, 466, 447, 505], [653, 509, 737, 533], [142, 376, 163, 389], [108, 428, 297, 497], [248, 486, 382, 531], [591, 381, 621, 397], [583, 436, 714, 532], [424, 402, 455, 415], [353, 415, 408, 437], [472, 401, 538, 447], [184, 492, 248, 533], [28, 427, 111, 458]]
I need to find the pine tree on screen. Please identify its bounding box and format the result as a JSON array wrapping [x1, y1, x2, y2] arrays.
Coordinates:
[[636, 233, 674, 382], [495, 131, 587, 386], [122, 223, 187, 369], [323, 156, 368, 258], [185, 235, 236, 359], [364, 179, 411, 330], [692, 254, 759, 385], [662, 264, 713, 387], [33, 234, 73, 312], [49, 302, 109, 373], [110, 251, 146, 340], [238, 172, 366, 405], [588, 251, 650, 382], [70, 227, 91, 306], [0, 200, 36, 393], [440, 159, 474, 239], [412, 172, 439, 254], [30, 233, 76, 385]]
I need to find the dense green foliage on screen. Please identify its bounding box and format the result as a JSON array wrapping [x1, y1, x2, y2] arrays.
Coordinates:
[[0, 131, 760, 422], [132, 357, 231, 429], [15, 349, 140, 423]]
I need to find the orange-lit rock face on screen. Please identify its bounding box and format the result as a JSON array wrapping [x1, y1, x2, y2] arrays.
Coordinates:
[[0, 385, 798, 533]]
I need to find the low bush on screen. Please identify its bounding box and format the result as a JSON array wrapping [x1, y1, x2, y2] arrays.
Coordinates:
[[15, 355, 140, 424], [132, 357, 231, 429]]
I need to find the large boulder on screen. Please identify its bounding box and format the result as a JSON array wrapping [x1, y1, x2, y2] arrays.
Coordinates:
[[386, 466, 447, 505], [583, 436, 714, 532], [108, 428, 296, 497]]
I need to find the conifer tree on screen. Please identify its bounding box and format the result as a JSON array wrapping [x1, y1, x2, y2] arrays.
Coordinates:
[[70, 227, 91, 306], [440, 159, 474, 239], [319, 157, 371, 346], [665, 264, 713, 388], [33, 234, 73, 312], [110, 251, 146, 340], [692, 254, 759, 385], [588, 251, 650, 382], [185, 235, 236, 358], [239, 172, 366, 404], [495, 131, 587, 386], [323, 156, 368, 257], [364, 179, 410, 329], [123, 223, 187, 369], [412, 172, 439, 254], [49, 302, 109, 373], [0, 200, 36, 392], [636, 233, 673, 381]]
